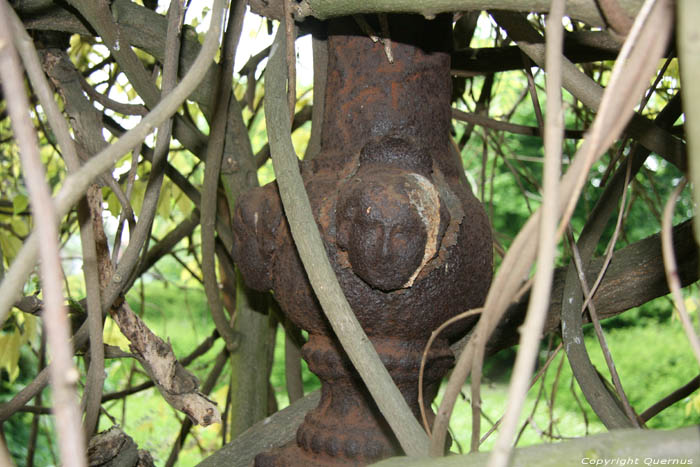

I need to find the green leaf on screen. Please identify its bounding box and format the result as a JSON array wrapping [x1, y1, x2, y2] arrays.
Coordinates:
[[157, 180, 173, 219], [106, 191, 121, 218], [10, 217, 29, 237], [130, 180, 146, 216], [173, 183, 193, 215], [0, 232, 23, 263], [12, 194, 28, 215]]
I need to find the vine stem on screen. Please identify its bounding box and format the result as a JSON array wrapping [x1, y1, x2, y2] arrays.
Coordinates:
[[487, 1, 564, 464], [265, 22, 430, 457], [661, 178, 700, 368], [0, 0, 86, 464]]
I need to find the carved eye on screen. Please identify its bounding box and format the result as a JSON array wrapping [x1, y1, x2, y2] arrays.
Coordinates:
[[365, 224, 384, 247], [390, 227, 410, 250]]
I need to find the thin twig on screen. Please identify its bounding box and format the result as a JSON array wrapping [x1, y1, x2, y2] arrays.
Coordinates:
[[452, 108, 585, 139], [579, 156, 633, 316], [488, 2, 564, 463], [111, 146, 140, 265], [522, 60, 545, 137], [378, 14, 394, 63], [419, 308, 483, 435], [26, 334, 46, 467], [78, 74, 149, 116], [479, 343, 563, 446], [78, 187, 107, 439], [661, 178, 700, 367], [640, 374, 700, 422], [353, 15, 379, 42], [567, 228, 640, 426]]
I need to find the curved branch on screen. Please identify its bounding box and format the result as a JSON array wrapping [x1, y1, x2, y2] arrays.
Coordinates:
[[201, 0, 246, 351], [492, 10, 685, 172], [0, 0, 86, 463], [265, 24, 430, 456], [452, 108, 585, 139], [291, 0, 643, 27]]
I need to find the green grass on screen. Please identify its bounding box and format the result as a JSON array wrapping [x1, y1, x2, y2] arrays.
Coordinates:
[[441, 314, 700, 454]]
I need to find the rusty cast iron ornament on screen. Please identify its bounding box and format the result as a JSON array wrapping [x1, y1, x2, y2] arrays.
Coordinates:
[[232, 14, 493, 466]]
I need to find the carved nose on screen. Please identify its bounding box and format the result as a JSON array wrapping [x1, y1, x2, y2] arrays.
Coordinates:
[[381, 232, 391, 258]]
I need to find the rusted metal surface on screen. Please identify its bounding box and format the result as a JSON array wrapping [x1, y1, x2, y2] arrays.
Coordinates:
[[232, 14, 493, 465]]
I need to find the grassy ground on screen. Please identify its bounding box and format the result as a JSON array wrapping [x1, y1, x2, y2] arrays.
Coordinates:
[[88, 283, 700, 465], [442, 318, 700, 453]]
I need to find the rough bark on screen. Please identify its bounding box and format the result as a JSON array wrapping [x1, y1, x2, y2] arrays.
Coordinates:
[[249, 0, 644, 27], [196, 392, 321, 467]]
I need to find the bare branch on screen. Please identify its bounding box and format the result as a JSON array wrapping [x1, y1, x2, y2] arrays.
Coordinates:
[[662, 179, 700, 367], [252, 0, 645, 28], [109, 300, 221, 426], [641, 375, 700, 422], [490, 1, 565, 462], [265, 21, 430, 457], [201, 0, 246, 352], [0, 1, 86, 463]]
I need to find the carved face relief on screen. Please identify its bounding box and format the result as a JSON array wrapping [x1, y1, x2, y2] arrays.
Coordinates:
[[336, 169, 444, 292]]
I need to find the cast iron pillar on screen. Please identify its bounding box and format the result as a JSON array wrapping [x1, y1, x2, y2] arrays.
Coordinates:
[[232, 15, 493, 466]]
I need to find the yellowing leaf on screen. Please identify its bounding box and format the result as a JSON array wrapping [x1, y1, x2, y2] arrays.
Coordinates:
[[0, 331, 21, 383], [130, 180, 147, 216], [686, 393, 700, 416], [173, 184, 193, 215], [103, 319, 130, 351], [157, 181, 173, 219], [106, 191, 121, 218], [17, 312, 38, 346]]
